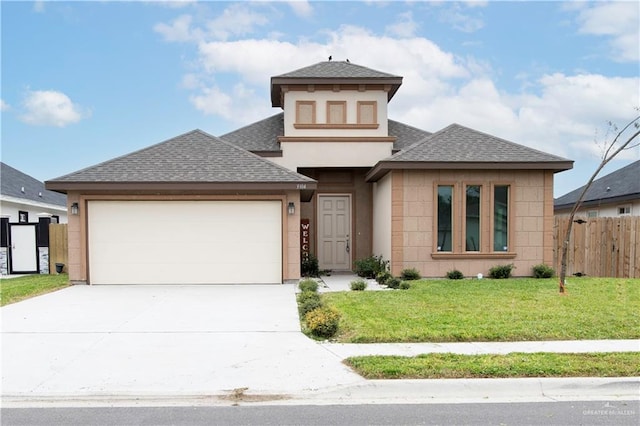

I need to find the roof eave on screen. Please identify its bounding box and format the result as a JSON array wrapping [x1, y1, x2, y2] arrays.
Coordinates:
[[45, 181, 318, 193], [366, 161, 574, 182], [270, 76, 403, 107], [554, 192, 640, 211]]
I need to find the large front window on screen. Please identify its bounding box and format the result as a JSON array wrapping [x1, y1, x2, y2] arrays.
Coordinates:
[[437, 185, 453, 252], [493, 185, 509, 251], [465, 185, 481, 251]]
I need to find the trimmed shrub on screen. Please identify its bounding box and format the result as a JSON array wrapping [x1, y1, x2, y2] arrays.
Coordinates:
[[298, 297, 323, 317], [532, 264, 555, 278], [386, 277, 401, 289], [305, 306, 341, 339], [489, 264, 515, 279], [376, 271, 393, 285], [298, 278, 319, 293], [446, 269, 464, 280], [354, 255, 389, 279], [350, 279, 368, 291], [301, 253, 319, 277], [399, 281, 411, 290], [400, 268, 421, 280], [297, 290, 321, 304]]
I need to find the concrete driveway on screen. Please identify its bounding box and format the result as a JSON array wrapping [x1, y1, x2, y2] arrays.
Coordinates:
[[1, 285, 363, 400]]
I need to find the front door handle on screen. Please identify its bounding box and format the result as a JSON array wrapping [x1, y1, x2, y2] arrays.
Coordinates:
[[346, 234, 350, 253]]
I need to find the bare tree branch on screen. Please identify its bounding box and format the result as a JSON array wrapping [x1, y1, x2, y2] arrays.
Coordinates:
[[558, 113, 640, 293]]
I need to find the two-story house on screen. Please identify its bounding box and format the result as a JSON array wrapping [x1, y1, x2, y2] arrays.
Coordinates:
[[46, 61, 573, 285]]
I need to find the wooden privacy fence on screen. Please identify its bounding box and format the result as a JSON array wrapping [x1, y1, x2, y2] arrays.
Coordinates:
[[49, 223, 68, 274], [554, 216, 640, 278]]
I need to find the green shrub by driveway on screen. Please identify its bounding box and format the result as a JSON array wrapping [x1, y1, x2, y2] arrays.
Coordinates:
[[323, 278, 640, 343], [1, 274, 70, 306]]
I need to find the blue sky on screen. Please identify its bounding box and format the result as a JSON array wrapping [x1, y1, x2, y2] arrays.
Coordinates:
[[1, 1, 638, 197]]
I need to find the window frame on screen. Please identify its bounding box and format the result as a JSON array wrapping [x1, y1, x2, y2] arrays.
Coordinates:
[[432, 181, 515, 259], [295, 100, 316, 125], [357, 101, 377, 125], [326, 101, 347, 125]]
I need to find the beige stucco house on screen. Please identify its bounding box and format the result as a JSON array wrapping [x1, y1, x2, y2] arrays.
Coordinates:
[[46, 61, 573, 284]]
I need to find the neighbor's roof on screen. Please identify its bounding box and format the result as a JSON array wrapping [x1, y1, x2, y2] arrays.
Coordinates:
[[46, 130, 316, 193], [1, 162, 67, 206], [271, 61, 403, 107], [367, 123, 573, 181], [554, 159, 640, 210], [219, 113, 431, 153]]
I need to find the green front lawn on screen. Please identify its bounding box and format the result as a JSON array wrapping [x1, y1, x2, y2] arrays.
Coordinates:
[[324, 277, 640, 342], [0, 274, 70, 306], [346, 352, 640, 379]]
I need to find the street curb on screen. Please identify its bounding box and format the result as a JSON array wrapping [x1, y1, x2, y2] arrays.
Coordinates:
[[2, 377, 638, 408]]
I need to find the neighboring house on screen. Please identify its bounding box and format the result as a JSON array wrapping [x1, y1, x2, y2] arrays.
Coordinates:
[[46, 61, 572, 285], [1, 162, 67, 275], [554, 160, 640, 217]]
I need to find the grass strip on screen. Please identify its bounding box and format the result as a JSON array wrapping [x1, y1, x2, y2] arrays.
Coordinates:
[[345, 352, 640, 379], [324, 278, 640, 342], [1, 274, 70, 306]]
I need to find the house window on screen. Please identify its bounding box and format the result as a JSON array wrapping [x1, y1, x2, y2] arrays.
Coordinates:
[[493, 185, 509, 252], [618, 206, 631, 215], [51, 215, 60, 224], [327, 101, 346, 124], [587, 210, 598, 218], [357, 101, 377, 125], [437, 185, 453, 252], [18, 210, 29, 223], [296, 101, 316, 124], [465, 185, 481, 251]]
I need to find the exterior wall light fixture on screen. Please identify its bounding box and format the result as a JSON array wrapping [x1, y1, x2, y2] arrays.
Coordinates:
[[71, 202, 79, 215], [288, 202, 295, 215]]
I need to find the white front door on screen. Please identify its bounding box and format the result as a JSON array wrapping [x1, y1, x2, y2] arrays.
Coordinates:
[[318, 195, 351, 270], [10, 224, 38, 273]]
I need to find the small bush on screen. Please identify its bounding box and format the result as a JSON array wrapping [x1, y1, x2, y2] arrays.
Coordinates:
[[301, 253, 319, 277], [386, 277, 401, 289], [446, 269, 464, 280], [298, 297, 323, 317], [399, 281, 411, 290], [297, 290, 321, 304], [350, 279, 368, 291], [400, 268, 421, 280], [376, 271, 392, 285], [354, 255, 389, 279], [298, 278, 319, 293], [489, 263, 515, 279], [305, 306, 340, 339], [532, 264, 555, 278]]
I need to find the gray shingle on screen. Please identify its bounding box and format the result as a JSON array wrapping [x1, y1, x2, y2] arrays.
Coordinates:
[[273, 61, 401, 79], [218, 114, 432, 153], [220, 113, 283, 152], [47, 130, 315, 184], [554, 159, 640, 208], [1, 162, 66, 206], [387, 123, 571, 164]]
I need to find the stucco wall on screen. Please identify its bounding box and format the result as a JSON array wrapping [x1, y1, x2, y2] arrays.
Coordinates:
[[372, 172, 392, 262], [283, 89, 389, 137], [391, 169, 555, 277], [0, 200, 67, 223]]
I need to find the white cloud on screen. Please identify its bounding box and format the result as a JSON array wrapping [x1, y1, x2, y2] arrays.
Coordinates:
[[154, 14, 202, 42], [386, 11, 418, 38], [206, 4, 269, 41], [20, 90, 89, 127], [438, 3, 485, 33], [1, 99, 10, 111], [575, 2, 639, 62], [156, 9, 638, 165], [33, 1, 45, 13], [288, 0, 313, 18]]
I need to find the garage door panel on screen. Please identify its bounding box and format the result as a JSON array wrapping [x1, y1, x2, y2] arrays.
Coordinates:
[[88, 201, 282, 284]]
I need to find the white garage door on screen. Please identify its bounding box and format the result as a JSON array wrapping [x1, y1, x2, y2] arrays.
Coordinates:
[[88, 200, 282, 284]]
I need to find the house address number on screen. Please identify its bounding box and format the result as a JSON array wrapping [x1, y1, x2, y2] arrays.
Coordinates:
[[296, 184, 307, 189]]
